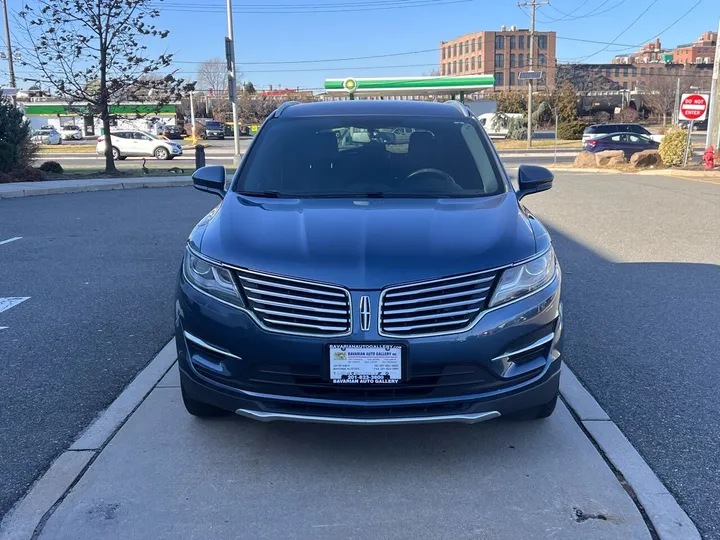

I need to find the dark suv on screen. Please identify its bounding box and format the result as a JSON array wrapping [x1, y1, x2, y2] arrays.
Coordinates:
[[178, 100, 563, 425], [582, 123, 660, 143]]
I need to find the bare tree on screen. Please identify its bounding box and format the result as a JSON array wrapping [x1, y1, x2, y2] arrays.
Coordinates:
[[18, 0, 193, 173], [643, 77, 678, 126], [197, 58, 228, 93]]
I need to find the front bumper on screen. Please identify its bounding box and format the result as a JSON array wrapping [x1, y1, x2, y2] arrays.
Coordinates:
[[176, 270, 563, 424]]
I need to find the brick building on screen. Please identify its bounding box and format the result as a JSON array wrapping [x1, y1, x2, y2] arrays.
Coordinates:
[[559, 62, 712, 92], [439, 26, 556, 90], [612, 31, 717, 65]]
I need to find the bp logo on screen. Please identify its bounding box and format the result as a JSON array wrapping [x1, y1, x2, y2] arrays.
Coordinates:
[[343, 78, 358, 93]]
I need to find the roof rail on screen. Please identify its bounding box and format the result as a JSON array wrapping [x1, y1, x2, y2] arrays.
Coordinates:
[[444, 100, 470, 117], [274, 101, 300, 117]]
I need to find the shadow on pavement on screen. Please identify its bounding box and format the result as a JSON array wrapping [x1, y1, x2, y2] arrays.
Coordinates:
[[546, 225, 720, 540]]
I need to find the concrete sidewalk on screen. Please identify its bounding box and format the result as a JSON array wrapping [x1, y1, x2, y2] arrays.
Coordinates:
[[0, 176, 192, 199], [12, 363, 661, 540]]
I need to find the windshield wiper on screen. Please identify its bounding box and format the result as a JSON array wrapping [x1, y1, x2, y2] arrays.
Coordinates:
[[237, 190, 284, 198]]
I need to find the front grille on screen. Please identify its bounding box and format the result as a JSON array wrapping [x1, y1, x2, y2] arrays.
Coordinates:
[[379, 269, 498, 337], [235, 269, 351, 337]]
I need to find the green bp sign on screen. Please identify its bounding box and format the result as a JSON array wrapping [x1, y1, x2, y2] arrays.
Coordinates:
[[325, 75, 495, 97], [343, 78, 358, 93]]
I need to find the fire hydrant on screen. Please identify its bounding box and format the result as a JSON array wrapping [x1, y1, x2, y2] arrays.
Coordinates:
[[704, 146, 715, 170]]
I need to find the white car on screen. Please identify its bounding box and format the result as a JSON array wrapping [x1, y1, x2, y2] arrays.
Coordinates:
[[96, 130, 183, 160], [59, 125, 84, 140], [31, 128, 62, 145]]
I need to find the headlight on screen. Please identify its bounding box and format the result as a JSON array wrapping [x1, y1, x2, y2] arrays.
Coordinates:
[[489, 248, 556, 308], [183, 249, 245, 308]]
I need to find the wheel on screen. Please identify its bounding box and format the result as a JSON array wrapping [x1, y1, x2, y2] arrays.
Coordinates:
[[111, 147, 121, 160], [512, 393, 558, 420], [181, 384, 232, 418], [154, 147, 170, 160]]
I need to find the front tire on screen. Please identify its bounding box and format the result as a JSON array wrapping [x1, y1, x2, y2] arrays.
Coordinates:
[[111, 147, 121, 160], [154, 147, 170, 160], [512, 393, 558, 421], [181, 384, 232, 418]]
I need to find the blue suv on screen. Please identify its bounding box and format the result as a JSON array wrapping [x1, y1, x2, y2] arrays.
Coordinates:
[[176, 100, 563, 425]]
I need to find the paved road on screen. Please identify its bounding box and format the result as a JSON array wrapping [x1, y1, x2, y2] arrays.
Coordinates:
[[1, 173, 718, 537], [0, 189, 216, 519], [525, 172, 720, 540]]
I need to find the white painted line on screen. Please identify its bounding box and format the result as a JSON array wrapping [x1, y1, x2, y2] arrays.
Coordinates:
[[560, 363, 701, 539], [0, 327, 8, 331], [0, 297, 30, 314], [0, 237, 22, 245]]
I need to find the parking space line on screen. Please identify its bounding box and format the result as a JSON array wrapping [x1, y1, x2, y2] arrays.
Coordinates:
[[0, 237, 22, 245], [0, 297, 30, 313]]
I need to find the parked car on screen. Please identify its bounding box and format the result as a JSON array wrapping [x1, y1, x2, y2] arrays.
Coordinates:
[[31, 128, 62, 145], [177, 100, 563, 425], [96, 130, 183, 160], [582, 132, 659, 158], [203, 121, 225, 140], [477, 112, 524, 139], [582, 123, 663, 144], [162, 125, 184, 139], [679, 119, 708, 131], [59, 124, 84, 140]]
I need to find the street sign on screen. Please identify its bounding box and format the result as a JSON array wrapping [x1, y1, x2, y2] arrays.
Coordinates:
[[679, 93, 709, 122], [225, 38, 234, 71], [227, 76, 236, 102], [518, 71, 544, 81]]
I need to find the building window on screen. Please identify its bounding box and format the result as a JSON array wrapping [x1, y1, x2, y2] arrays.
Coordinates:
[[471, 56, 475, 70], [453, 43, 457, 57], [622, 81, 628, 89], [458, 60, 463, 73], [478, 56, 482, 70], [510, 72, 515, 86], [631, 67, 637, 77], [442, 47, 446, 60], [477, 36, 482, 50], [495, 35, 504, 50], [465, 58, 469, 71], [495, 53, 504, 68], [623, 67, 629, 76], [538, 54, 547, 66], [495, 72, 504, 86], [509, 36, 516, 50], [641, 67, 646, 75], [518, 35, 525, 50], [614, 67, 620, 77], [649, 67, 655, 74], [510, 53, 516, 67], [518, 53, 524, 67], [471, 39, 475, 52], [605, 68, 611, 77], [453, 60, 457, 74], [465, 40, 469, 54], [538, 35, 547, 50], [441, 64, 446, 75]]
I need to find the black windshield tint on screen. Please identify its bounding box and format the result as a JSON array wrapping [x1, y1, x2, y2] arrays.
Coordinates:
[[234, 115, 505, 198]]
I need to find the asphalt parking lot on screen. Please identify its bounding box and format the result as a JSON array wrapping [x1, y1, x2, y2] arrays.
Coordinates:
[[0, 171, 718, 538]]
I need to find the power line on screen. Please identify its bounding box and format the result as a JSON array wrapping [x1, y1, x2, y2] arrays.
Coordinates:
[[540, 0, 628, 23], [149, 0, 474, 14]]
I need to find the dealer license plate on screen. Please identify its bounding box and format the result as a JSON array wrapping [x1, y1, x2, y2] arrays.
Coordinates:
[[329, 344, 403, 384]]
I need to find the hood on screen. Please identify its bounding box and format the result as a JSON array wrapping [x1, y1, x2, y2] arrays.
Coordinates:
[[197, 193, 536, 289]]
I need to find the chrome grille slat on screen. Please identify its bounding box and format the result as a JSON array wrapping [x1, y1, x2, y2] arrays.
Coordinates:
[[243, 286, 348, 307], [383, 287, 490, 306], [385, 275, 495, 297], [254, 307, 348, 324], [235, 269, 351, 337], [382, 307, 479, 324], [380, 270, 497, 337]]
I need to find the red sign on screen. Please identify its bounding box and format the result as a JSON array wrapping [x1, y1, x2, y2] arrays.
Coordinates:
[[679, 93, 709, 122]]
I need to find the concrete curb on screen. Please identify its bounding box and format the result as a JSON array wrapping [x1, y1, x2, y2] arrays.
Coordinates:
[[0, 340, 177, 540], [559, 363, 701, 540], [0, 177, 192, 199]]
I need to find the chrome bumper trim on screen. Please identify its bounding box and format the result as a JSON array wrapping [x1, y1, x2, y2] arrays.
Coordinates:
[[184, 331, 242, 361], [491, 332, 555, 363], [235, 409, 501, 425]]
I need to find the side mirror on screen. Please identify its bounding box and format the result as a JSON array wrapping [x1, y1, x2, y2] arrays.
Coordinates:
[[192, 165, 227, 198], [516, 165, 553, 201]]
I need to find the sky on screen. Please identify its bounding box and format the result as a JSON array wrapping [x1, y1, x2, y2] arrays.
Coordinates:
[[1, 0, 717, 91]]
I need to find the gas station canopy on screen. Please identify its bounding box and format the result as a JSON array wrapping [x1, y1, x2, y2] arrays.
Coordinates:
[[324, 75, 495, 98]]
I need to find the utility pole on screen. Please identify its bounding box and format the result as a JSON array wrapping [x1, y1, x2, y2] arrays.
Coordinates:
[[1, 0, 17, 105], [518, 0, 548, 148], [226, 0, 241, 165], [673, 77, 681, 126], [705, 18, 720, 149]]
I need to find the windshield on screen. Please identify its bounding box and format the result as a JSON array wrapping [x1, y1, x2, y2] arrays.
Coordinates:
[[234, 115, 505, 198], [206, 122, 222, 129]]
